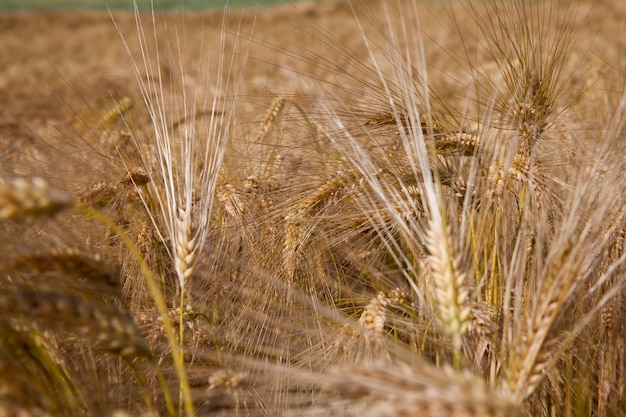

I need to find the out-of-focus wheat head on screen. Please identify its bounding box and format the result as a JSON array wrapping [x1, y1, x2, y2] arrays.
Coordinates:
[[0, 177, 73, 222]]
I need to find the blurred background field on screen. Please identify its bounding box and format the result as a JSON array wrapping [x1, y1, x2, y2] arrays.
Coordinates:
[[1, 0, 288, 11]]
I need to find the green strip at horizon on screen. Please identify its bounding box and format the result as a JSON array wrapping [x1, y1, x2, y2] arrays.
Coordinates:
[[1, 0, 290, 12]]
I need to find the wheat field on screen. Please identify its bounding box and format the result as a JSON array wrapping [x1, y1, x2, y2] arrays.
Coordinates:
[[1, 0, 625, 416]]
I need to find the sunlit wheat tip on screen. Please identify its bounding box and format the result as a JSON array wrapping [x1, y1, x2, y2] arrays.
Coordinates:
[[387, 288, 410, 306], [487, 163, 506, 199], [163, 304, 201, 332]]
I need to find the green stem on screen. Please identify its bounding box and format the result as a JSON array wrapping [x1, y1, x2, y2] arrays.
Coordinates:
[[78, 206, 194, 417]]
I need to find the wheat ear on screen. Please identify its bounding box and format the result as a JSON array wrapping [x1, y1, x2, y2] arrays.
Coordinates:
[[77, 167, 150, 208], [316, 362, 521, 417], [283, 170, 356, 284], [0, 177, 73, 221], [358, 291, 391, 335], [174, 206, 196, 289], [254, 96, 286, 143], [98, 96, 134, 127], [435, 132, 481, 156], [10, 248, 121, 292], [217, 183, 246, 224], [425, 218, 471, 359], [0, 404, 54, 417], [0, 290, 149, 357]]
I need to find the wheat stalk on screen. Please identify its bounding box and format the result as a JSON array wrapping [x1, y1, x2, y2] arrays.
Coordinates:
[[111, 7, 251, 416], [467, 0, 580, 158], [505, 149, 625, 402]]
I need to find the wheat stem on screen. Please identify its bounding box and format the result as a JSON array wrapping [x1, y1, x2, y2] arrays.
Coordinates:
[[78, 205, 184, 417]]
